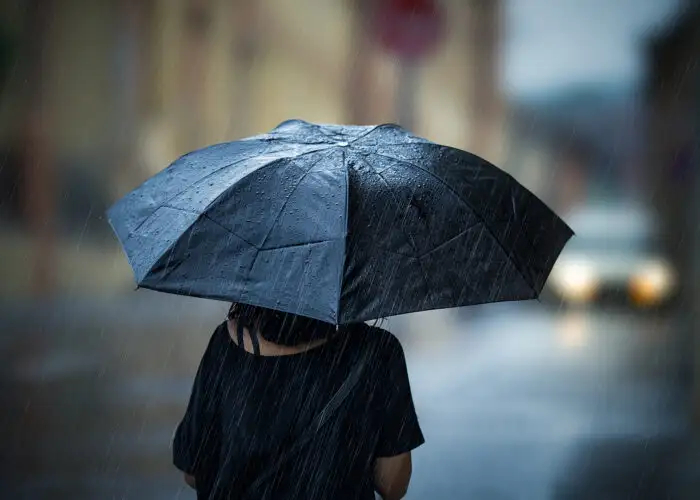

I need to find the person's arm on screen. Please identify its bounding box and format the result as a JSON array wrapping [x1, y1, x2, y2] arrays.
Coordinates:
[[372, 333, 425, 499], [374, 452, 412, 500]]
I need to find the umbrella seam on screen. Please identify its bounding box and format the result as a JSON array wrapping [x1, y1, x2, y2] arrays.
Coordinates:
[[260, 138, 332, 146], [258, 239, 340, 252], [366, 149, 537, 295], [123, 157, 252, 240], [306, 122, 342, 140], [137, 148, 332, 284], [372, 248, 416, 258], [353, 141, 431, 148], [239, 149, 338, 305], [145, 204, 313, 254], [360, 156, 434, 304], [349, 124, 432, 146], [348, 124, 383, 144], [415, 221, 483, 259], [255, 149, 338, 250], [336, 148, 349, 325], [123, 145, 330, 242], [156, 205, 260, 249], [201, 214, 259, 249]]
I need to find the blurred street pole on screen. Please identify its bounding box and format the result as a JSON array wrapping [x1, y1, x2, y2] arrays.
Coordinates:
[[230, 0, 258, 138], [346, 0, 374, 125], [22, 0, 55, 297], [396, 61, 417, 132], [467, 0, 502, 161], [183, 0, 211, 149]]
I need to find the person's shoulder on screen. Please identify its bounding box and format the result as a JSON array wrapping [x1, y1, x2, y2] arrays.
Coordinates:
[[351, 323, 404, 357], [203, 321, 230, 356]]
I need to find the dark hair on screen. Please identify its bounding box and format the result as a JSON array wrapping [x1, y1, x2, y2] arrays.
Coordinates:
[[227, 303, 338, 346]]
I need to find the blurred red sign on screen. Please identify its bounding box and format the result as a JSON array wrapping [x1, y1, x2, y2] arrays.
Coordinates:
[[372, 0, 445, 61]]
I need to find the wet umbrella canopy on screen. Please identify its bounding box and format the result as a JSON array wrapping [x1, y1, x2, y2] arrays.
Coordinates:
[[107, 120, 573, 324]]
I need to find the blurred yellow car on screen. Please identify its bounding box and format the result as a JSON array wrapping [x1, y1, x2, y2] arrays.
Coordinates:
[[545, 201, 677, 309]]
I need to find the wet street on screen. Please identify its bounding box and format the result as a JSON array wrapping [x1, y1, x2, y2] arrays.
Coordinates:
[[400, 304, 697, 499], [1, 295, 699, 499]]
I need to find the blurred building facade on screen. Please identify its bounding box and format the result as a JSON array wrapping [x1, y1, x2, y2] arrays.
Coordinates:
[[502, 105, 555, 203], [645, 2, 700, 425], [503, 102, 598, 215], [646, 3, 699, 281], [0, 0, 505, 299]]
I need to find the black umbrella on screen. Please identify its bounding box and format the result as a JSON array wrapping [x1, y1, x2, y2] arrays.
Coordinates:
[[107, 120, 573, 324]]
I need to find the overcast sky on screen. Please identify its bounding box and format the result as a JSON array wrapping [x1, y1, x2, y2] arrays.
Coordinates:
[[503, 0, 684, 97]]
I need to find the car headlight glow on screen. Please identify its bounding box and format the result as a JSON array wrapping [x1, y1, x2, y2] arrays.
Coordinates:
[[550, 261, 598, 302], [630, 259, 676, 305]]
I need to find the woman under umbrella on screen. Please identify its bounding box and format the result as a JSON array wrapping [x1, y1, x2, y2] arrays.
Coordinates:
[[108, 120, 572, 499]]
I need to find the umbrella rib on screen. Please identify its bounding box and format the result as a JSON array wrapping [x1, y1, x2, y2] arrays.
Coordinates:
[[256, 149, 336, 250], [354, 141, 430, 149], [200, 214, 259, 249], [239, 130, 331, 145], [257, 239, 338, 252], [360, 156, 434, 301], [239, 150, 337, 298], [263, 137, 332, 146], [374, 247, 417, 258], [155, 205, 260, 249], [415, 220, 483, 259], [305, 122, 342, 140], [124, 158, 255, 240], [367, 150, 537, 295], [336, 148, 349, 325], [135, 148, 333, 286], [160, 206, 340, 252], [349, 125, 431, 147], [348, 124, 382, 144]]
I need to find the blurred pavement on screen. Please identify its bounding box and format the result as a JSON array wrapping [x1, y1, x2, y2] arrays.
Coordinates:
[[402, 304, 699, 499], [1, 296, 699, 499]]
